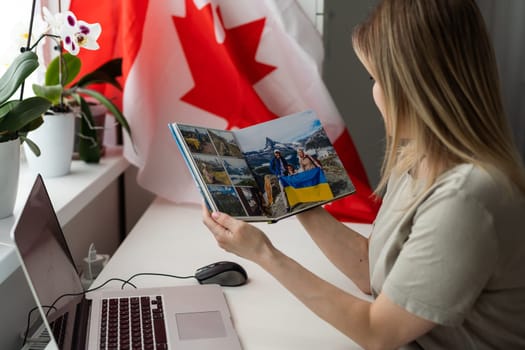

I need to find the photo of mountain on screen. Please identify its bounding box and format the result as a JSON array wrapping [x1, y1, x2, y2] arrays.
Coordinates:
[[169, 110, 355, 222], [235, 187, 266, 216], [208, 129, 243, 158], [208, 185, 247, 217], [178, 125, 216, 154], [234, 111, 354, 206], [222, 157, 258, 187], [192, 153, 231, 185]]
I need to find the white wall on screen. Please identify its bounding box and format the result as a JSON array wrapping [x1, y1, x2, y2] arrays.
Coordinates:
[[322, 1, 384, 188], [476, 0, 525, 163], [297, 0, 324, 34]]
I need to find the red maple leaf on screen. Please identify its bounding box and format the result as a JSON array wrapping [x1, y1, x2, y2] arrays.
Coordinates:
[[172, 0, 278, 128]]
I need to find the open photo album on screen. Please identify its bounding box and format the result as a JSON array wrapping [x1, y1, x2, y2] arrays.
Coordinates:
[[168, 110, 356, 222]]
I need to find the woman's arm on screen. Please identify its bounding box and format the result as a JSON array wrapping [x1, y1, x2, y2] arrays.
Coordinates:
[[202, 207, 435, 350], [297, 207, 371, 293]]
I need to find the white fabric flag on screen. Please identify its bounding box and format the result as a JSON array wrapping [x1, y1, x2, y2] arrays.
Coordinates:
[[120, 0, 378, 222]]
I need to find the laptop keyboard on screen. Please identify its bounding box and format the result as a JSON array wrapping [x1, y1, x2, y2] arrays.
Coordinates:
[[49, 312, 68, 348], [100, 295, 168, 350]]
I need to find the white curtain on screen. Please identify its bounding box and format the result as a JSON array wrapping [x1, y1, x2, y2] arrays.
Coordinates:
[[477, 0, 525, 163]]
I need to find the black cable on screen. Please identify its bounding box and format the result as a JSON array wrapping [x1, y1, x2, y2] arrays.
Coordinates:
[[120, 272, 197, 290], [22, 305, 57, 346], [46, 278, 137, 317], [22, 277, 137, 345]]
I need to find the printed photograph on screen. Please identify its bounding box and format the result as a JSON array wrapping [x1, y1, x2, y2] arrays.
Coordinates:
[[208, 185, 247, 217], [221, 157, 258, 187], [235, 186, 266, 216], [193, 154, 231, 185], [178, 124, 216, 155], [208, 129, 243, 158], [234, 110, 355, 215]]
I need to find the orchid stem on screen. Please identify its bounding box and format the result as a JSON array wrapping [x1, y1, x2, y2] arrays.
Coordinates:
[[26, 34, 61, 52], [19, 0, 38, 101]]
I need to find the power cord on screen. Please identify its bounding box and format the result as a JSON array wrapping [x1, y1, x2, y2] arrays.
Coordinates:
[[81, 243, 109, 289], [119, 272, 196, 289], [22, 305, 57, 346], [46, 278, 137, 317]]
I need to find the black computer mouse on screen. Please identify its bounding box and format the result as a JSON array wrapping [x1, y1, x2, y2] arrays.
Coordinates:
[[195, 261, 248, 287]]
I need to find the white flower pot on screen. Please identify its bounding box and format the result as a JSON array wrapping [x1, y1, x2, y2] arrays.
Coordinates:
[[0, 138, 20, 219], [24, 112, 76, 178]]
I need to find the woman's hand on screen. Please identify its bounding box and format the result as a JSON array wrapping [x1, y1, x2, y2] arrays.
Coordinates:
[[202, 204, 275, 264]]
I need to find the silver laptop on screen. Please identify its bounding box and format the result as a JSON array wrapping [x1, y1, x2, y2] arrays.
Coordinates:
[[11, 174, 242, 350]]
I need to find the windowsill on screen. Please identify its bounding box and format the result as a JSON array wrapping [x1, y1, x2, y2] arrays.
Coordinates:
[[0, 146, 129, 283]]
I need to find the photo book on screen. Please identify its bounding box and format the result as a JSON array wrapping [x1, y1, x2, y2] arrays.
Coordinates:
[[168, 110, 355, 222]]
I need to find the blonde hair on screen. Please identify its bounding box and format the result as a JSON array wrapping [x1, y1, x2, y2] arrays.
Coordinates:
[[352, 0, 525, 194]]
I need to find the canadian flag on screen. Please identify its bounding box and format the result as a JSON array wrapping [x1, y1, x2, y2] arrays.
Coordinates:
[[70, 0, 380, 223]]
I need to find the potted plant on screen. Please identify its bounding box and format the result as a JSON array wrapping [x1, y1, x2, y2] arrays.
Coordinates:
[[0, 50, 51, 218], [34, 52, 131, 163], [24, 7, 132, 177]]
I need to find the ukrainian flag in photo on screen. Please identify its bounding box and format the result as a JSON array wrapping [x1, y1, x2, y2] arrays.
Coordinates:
[[280, 168, 334, 207]]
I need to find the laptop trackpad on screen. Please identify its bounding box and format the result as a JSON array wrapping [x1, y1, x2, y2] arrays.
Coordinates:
[[175, 311, 227, 340]]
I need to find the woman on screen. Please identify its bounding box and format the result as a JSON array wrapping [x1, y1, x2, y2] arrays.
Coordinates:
[[202, 0, 525, 348], [297, 147, 322, 172]]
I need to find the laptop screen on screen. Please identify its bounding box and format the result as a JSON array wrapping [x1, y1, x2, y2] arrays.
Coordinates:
[[13, 175, 85, 347]]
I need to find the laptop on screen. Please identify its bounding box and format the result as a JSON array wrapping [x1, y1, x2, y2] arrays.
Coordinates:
[[11, 174, 242, 350]]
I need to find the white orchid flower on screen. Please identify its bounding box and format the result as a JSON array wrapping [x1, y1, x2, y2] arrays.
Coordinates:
[[42, 6, 101, 55], [75, 21, 102, 51], [42, 7, 70, 36]]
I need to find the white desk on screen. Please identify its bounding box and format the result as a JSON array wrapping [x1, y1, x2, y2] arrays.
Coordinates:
[[94, 198, 372, 350]]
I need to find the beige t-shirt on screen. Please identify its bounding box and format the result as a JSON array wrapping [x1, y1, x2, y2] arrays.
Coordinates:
[[369, 164, 525, 349]]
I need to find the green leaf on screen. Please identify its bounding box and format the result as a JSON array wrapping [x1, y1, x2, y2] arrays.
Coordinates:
[[0, 100, 18, 120], [77, 96, 101, 163], [20, 114, 44, 134], [19, 134, 41, 157], [0, 132, 20, 143], [0, 96, 51, 133], [32, 83, 63, 105], [0, 51, 39, 105], [45, 53, 81, 87], [74, 58, 123, 90], [76, 87, 132, 140]]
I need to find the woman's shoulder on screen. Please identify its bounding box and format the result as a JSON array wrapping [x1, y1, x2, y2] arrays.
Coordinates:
[[436, 164, 522, 199], [382, 163, 525, 217], [424, 163, 525, 220]]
